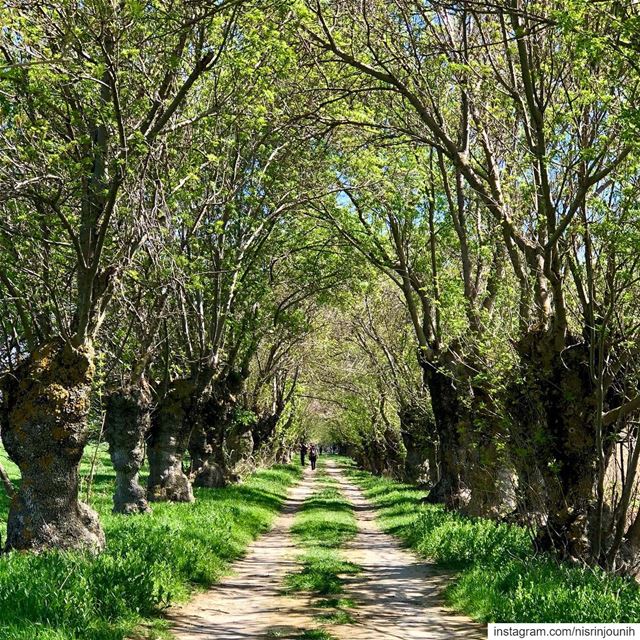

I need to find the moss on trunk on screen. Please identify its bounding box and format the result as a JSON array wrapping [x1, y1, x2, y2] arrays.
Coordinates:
[[147, 378, 196, 503], [189, 373, 246, 488], [0, 340, 104, 553], [512, 327, 609, 561]]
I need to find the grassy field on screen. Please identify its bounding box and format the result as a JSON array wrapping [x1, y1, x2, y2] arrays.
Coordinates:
[[0, 443, 302, 640], [341, 459, 640, 624], [284, 463, 360, 632]]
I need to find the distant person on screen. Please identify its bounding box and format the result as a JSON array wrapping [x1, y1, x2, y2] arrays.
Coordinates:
[[300, 442, 308, 466], [309, 444, 318, 470]]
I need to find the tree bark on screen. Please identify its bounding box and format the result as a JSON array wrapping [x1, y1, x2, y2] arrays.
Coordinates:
[[514, 327, 607, 561], [190, 373, 245, 488], [252, 412, 280, 451], [421, 362, 465, 508], [421, 348, 516, 517], [382, 423, 405, 478], [104, 387, 152, 514], [459, 386, 517, 519], [147, 378, 196, 503], [0, 340, 105, 552], [190, 395, 228, 489], [225, 423, 254, 475], [399, 402, 435, 484]]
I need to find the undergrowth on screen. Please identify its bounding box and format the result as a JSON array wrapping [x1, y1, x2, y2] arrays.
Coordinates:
[[341, 459, 640, 623], [0, 445, 301, 640]]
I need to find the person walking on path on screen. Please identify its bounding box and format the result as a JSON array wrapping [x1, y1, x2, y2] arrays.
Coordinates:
[[309, 444, 318, 471], [300, 442, 308, 467]]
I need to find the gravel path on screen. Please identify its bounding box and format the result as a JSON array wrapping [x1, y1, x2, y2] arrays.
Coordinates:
[[327, 462, 485, 640]]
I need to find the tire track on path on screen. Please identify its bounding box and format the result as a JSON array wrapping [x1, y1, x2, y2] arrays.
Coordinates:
[[325, 460, 486, 640], [167, 467, 319, 639]]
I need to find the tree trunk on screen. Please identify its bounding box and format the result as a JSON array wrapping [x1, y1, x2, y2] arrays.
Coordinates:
[[0, 459, 16, 499], [382, 424, 405, 478], [421, 348, 516, 516], [422, 363, 464, 508], [190, 395, 228, 489], [459, 387, 517, 519], [147, 378, 196, 503], [104, 387, 152, 514], [0, 340, 105, 552], [226, 425, 254, 468], [252, 412, 279, 451], [506, 371, 550, 529], [399, 402, 434, 484], [514, 328, 605, 561], [190, 374, 245, 488]]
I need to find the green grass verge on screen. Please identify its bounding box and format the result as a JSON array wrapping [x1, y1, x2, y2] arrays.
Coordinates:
[[284, 547, 360, 596], [284, 465, 360, 626], [341, 459, 640, 623], [0, 444, 302, 640]]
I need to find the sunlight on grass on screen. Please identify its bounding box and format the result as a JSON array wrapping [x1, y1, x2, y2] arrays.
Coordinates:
[[341, 460, 640, 623], [284, 468, 360, 628], [0, 443, 302, 640]]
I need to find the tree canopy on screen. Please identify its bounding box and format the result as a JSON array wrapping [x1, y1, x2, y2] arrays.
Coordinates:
[[1, 0, 640, 574]]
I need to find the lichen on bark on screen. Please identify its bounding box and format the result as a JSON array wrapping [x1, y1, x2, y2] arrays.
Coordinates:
[[147, 378, 196, 503], [190, 373, 246, 488], [104, 386, 152, 514], [0, 339, 105, 553]]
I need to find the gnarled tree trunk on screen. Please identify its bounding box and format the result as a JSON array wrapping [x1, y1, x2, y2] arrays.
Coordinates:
[[399, 402, 435, 484], [0, 340, 105, 552], [190, 373, 245, 488], [382, 424, 405, 478], [252, 412, 279, 452], [104, 386, 152, 514], [514, 328, 609, 560], [421, 348, 515, 517], [147, 378, 196, 503], [190, 395, 227, 489], [422, 362, 465, 508], [458, 383, 517, 519], [225, 423, 254, 477]]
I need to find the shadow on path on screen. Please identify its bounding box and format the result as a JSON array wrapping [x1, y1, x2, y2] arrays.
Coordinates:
[[326, 461, 485, 640], [167, 461, 486, 640]]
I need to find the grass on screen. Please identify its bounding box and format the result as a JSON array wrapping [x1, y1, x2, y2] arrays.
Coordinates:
[[297, 630, 338, 639], [284, 464, 360, 628], [0, 443, 302, 640], [341, 458, 640, 623], [284, 547, 360, 596], [313, 609, 356, 624]]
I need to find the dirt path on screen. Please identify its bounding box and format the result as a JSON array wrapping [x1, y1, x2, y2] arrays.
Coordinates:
[[167, 468, 319, 639], [167, 461, 485, 639], [326, 462, 485, 640]]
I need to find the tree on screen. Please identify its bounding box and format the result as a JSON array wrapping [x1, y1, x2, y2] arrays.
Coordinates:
[[0, 0, 246, 551], [300, 0, 640, 564], [313, 138, 515, 512]]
